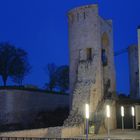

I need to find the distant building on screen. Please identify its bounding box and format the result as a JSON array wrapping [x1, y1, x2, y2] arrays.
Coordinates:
[[128, 45, 139, 98], [138, 27, 140, 98]]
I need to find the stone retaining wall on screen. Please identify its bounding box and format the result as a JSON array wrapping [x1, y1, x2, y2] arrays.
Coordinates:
[[0, 125, 84, 138], [0, 89, 69, 127]]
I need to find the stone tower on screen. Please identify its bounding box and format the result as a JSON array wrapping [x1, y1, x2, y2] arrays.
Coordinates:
[[128, 45, 139, 98], [64, 4, 116, 133], [128, 27, 140, 98], [138, 27, 140, 98]]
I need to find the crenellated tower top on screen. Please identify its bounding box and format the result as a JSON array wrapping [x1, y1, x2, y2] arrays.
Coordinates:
[[68, 4, 98, 24]]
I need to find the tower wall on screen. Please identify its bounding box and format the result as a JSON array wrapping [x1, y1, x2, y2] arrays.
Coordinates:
[[68, 5, 100, 93], [100, 18, 116, 97], [67, 4, 116, 131], [138, 27, 140, 98], [128, 45, 139, 98], [68, 5, 102, 113]]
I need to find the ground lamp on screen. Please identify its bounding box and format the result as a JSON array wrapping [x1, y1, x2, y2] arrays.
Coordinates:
[[121, 106, 124, 130], [85, 104, 89, 140], [131, 106, 135, 129], [106, 105, 110, 137]]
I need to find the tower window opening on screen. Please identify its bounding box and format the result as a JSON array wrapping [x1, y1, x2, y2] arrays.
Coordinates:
[[84, 12, 86, 19], [102, 49, 108, 66], [86, 48, 92, 60], [77, 13, 79, 21]]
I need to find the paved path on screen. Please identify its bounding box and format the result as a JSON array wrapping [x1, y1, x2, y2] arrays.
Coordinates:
[[76, 129, 140, 139]]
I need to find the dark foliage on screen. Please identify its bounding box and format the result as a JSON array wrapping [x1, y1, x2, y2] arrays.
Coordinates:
[[55, 65, 69, 92], [32, 107, 69, 128], [45, 63, 57, 91], [0, 107, 69, 132], [0, 42, 31, 86], [45, 64, 69, 92]]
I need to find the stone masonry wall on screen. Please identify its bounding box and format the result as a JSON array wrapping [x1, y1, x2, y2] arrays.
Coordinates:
[[0, 126, 84, 138], [100, 17, 116, 95], [65, 4, 116, 134], [0, 89, 69, 126], [66, 5, 103, 127]]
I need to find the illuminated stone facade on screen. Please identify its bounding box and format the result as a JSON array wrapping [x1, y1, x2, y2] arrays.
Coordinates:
[[64, 4, 116, 133]]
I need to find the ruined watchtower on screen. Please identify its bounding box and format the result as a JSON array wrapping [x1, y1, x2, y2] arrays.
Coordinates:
[[64, 4, 116, 133]]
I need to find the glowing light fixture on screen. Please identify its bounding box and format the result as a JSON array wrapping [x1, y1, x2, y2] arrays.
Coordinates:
[[121, 106, 124, 117], [85, 104, 89, 119], [131, 106, 135, 116], [131, 106, 135, 129], [85, 103, 89, 140], [121, 106, 124, 130], [106, 105, 110, 118], [106, 105, 110, 137]]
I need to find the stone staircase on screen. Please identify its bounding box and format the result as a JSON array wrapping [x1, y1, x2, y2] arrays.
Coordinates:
[[94, 99, 106, 134]]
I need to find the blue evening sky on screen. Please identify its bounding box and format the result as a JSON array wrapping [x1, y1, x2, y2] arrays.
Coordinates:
[[0, 0, 140, 94]]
